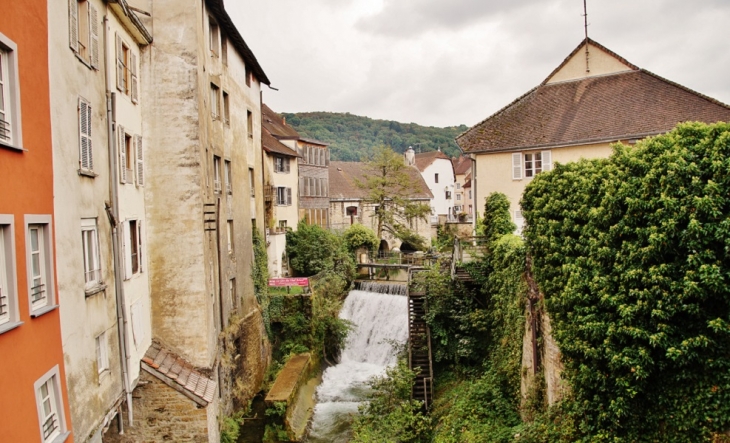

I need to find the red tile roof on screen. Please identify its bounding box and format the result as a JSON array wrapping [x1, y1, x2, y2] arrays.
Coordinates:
[[141, 343, 216, 407], [262, 104, 300, 139], [413, 150, 450, 172], [329, 161, 433, 200], [263, 130, 299, 158], [457, 42, 730, 154], [453, 156, 471, 175]]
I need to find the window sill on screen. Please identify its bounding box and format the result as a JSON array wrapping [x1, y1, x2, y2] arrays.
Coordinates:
[[30, 304, 59, 318], [50, 431, 71, 443], [0, 140, 24, 152], [78, 169, 98, 178], [85, 284, 107, 298], [0, 320, 24, 335], [74, 52, 94, 70]]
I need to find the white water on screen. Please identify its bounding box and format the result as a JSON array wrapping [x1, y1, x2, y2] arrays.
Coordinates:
[[305, 289, 409, 442]]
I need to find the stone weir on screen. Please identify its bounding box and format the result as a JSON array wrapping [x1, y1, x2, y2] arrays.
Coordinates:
[[353, 280, 407, 295]]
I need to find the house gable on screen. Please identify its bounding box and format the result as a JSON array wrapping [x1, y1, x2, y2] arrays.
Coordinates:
[[544, 39, 636, 85]]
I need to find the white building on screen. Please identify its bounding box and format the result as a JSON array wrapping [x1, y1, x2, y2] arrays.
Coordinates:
[[49, 0, 153, 441], [411, 149, 456, 221]]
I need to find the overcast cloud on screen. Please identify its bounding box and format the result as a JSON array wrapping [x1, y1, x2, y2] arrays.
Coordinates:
[[227, 0, 730, 128]]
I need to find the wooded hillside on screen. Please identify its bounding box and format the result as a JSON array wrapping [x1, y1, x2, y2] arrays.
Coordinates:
[[280, 112, 468, 161]]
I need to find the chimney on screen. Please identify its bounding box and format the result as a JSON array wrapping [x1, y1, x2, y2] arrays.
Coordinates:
[[282, 116, 286, 126]]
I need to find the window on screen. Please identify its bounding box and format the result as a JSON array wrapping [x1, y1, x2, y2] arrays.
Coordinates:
[[222, 91, 230, 124], [445, 190, 451, 200], [135, 135, 144, 186], [515, 210, 524, 236], [247, 110, 253, 137], [124, 134, 133, 181], [26, 216, 56, 316], [0, 216, 19, 332], [209, 17, 220, 57], [244, 64, 251, 87], [78, 98, 93, 172], [69, 0, 100, 69], [0, 34, 21, 149], [213, 155, 221, 192], [81, 218, 101, 291], [210, 84, 220, 119], [227, 220, 234, 253], [456, 182, 461, 189], [435, 173, 439, 183], [229, 278, 235, 307], [468, 190, 472, 199], [115, 35, 136, 99], [249, 168, 255, 197], [34, 366, 69, 443], [512, 151, 552, 180], [221, 36, 228, 65], [277, 187, 292, 206], [279, 220, 287, 230], [122, 219, 143, 279], [224, 160, 232, 194], [456, 193, 461, 201], [274, 156, 290, 173], [96, 331, 109, 375]]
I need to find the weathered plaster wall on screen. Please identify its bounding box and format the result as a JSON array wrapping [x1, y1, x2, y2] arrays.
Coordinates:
[[546, 42, 633, 85], [420, 159, 456, 216], [265, 153, 299, 228]]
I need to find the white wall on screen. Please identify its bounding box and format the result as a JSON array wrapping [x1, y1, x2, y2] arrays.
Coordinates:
[[420, 159, 456, 217]]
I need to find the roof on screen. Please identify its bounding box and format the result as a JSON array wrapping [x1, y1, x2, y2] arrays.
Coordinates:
[[413, 150, 451, 172], [108, 0, 152, 45], [457, 40, 730, 154], [141, 343, 216, 407], [263, 130, 300, 158], [453, 156, 471, 175], [262, 104, 301, 139], [206, 0, 270, 85], [329, 161, 433, 200]]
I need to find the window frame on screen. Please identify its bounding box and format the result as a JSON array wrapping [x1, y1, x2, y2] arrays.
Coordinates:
[[249, 168, 255, 197], [81, 218, 102, 293], [95, 331, 109, 376], [213, 155, 222, 193], [78, 97, 93, 173], [513, 150, 552, 180], [34, 365, 70, 443], [247, 110, 253, 138], [210, 83, 220, 120], [222, 91, 230, 125], [25, 216, 57, 317], [0, 33, 22, 150], [224, 160, 232, 194], [0, 215, 20, 333], [69, 0, 100, 69], [209, 16, 220, 57], [226, 220, 234, 253]]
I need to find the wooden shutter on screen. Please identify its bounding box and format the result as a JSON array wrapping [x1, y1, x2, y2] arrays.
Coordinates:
[[89, 3, 100, 69], [135, 135, 144, 186], [541, 150, 552, 171], [326, 149, 330, 166], [512, 153, 522, 180], [121, 221, 131, 280], [130, 52, 138, 103], [116, 34, 124, 91], [286, 188, 292, 206], [118, 125, 127, 183], [324, 179, 328, 197], [285, 157, 290, 173], [299, 177, 304, 196], [69, 0, 79, 52], [137, 221, 143, 273], [79, 98, 93, 170]]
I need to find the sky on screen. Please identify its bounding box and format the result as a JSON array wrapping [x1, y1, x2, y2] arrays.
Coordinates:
[[227, 0, 730, 128]]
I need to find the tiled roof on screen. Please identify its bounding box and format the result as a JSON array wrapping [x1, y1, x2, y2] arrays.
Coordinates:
[[457, 53, 730, 154], [263, 130, 299, 158], [141, 343, 216, 407], [329, 161, 433, 200], [206, 0, 269, 85], [413, 150, 450, 171], [262, 104, 300, 139], [453, 156, 471, 175]]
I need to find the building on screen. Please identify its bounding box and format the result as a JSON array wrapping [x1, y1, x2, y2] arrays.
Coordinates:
[[0, 2, 75, 441], [329, 161, 433, 251], [453, 156, 473, 219], [408, 148, 456, 222], [261, 128, 300, 277], [457, 38, 730, 233], [261, 105, 330, 228], [101, 0, 271, 441]]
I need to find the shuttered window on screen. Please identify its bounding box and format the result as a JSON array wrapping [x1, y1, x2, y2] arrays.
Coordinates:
[[542, 150, 552, 171], [68, 0, 99, 68], [78, 97, 93, 171], [512, 153, 522, 180], [135, 135, 144, 186], [130, 52, 138, 103], [118, 125, 127, 183]]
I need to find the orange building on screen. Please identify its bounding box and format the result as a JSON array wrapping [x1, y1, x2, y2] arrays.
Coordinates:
[[0, 1, 74, 442]]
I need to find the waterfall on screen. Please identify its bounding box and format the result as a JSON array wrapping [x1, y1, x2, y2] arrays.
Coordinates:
[[354, 280, 408, 296], [305, 289, 409, 442]]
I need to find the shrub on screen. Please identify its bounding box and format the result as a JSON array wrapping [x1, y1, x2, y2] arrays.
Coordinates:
[[343, 223, 379, 255]]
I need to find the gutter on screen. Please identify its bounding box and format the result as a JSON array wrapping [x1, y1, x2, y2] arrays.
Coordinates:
[[103, 13, 134, 427], [107, 0, 153, 45]]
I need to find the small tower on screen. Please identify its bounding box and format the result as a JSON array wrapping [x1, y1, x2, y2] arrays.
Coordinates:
[[404, 146, 416, 166]]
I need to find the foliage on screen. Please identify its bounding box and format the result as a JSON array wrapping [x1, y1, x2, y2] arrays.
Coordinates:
[[433, 223, 457, 252], [263, 402, 290, 442], [351, 358, 432, 443], [281, 111, 467, 161], [355, 145, 431, 249], [521, 122, 730, 440], [220, 411, 244, 443], [286, 221, 339, 276], [343, 223, 380, 255], [252, 228, 271, 336], [482, 192, 516, 244]]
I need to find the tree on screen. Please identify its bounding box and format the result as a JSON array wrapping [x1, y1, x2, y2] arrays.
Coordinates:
[[356, 146, 431, 250], [482, 192, 516, 244]]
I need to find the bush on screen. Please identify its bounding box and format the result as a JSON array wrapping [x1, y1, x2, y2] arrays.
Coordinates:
[[521, 122, 730, 440], [343, 223, 379, 255], [286, 221, 339, 276]]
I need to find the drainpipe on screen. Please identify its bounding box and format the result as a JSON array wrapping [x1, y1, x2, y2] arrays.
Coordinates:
[[103, 14, 134, 426], [470, 154, 477, 237]]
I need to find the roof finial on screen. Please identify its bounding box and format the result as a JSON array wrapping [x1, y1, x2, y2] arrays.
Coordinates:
[[583, 0, 590, 73]]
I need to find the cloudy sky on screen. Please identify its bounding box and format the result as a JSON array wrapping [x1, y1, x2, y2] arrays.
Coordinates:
[[227, 0, 730, 128]]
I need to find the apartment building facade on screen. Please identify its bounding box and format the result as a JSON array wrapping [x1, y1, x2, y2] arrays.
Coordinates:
[[0, 2, 75, 442]]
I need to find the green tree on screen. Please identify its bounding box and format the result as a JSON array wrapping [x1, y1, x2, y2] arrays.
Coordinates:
[[356, 146, 431, 249], [285, 221, 338, 276], [343, 223, 379, 255], [482, 192, 516, 243]]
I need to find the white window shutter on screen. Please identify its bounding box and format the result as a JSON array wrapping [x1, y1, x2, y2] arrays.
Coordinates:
[[542, 150, 552, 171], [515, 210, 524, 235], [512, 153, 522, 180], [118, 125, 127, 183], [135, 135, 144, 186], [116, 34, 124, 91], [286, 188, 292, 206], [69, 0, 78, 52], [89, 4, 100, 69], [130, 52, 138, 103], [299, 177, 304, 196], [121, 222, 131, 280], [79, 98, 93, 170], [137, 221, 143, 273]]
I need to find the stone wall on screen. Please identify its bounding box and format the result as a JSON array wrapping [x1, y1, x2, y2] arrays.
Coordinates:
[[102, 371, 209, 443]]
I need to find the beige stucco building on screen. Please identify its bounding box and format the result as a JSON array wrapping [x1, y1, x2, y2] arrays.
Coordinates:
[[457, 38, 730, 234], [49, 1, 153, 441]]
